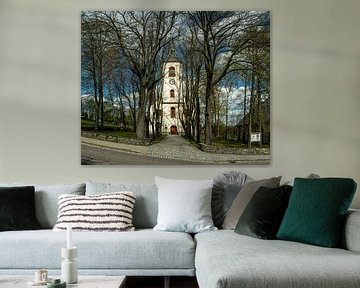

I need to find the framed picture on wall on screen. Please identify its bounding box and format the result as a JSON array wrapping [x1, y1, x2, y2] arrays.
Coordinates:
[[81, 11, 270, 165]]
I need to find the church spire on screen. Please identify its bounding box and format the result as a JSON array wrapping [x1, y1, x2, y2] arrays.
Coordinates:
[[167, 41, 178, 62]]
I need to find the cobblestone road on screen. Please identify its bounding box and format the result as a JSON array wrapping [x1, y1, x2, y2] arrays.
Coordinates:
[[81, 135, 270, 164]]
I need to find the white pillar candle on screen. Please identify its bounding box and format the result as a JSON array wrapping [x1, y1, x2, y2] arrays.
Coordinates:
[[67, 225, 72, 249]]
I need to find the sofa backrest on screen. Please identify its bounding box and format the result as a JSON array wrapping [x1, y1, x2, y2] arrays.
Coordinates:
[[85, 181, 158, 229], [342, 209, 360, 253]]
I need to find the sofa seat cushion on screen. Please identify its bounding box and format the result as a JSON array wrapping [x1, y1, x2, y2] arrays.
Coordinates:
[[0, 229, 195, 271], [195, 230, 360, 288]]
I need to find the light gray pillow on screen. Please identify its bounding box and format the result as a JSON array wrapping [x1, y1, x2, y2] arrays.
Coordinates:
[[0, 183, 86, 229], [222, 176, 281, 230], [284, 173, 320, 186], [153, 177, 217, 233]]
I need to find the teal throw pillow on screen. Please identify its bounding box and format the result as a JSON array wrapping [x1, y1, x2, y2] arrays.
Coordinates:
[[276, 177, 357, 247]]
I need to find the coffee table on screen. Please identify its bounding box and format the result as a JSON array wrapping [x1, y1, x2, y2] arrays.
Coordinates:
[[0, 275, 126, 288]]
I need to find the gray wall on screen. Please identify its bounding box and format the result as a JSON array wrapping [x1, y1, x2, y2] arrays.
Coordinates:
[[0, 0, 359, 208]]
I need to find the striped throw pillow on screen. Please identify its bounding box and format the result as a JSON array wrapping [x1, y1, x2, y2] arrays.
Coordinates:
[[53, 192, 136, 231]]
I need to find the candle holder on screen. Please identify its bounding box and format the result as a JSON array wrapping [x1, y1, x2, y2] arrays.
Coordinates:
[[61, 247, 78, 284]]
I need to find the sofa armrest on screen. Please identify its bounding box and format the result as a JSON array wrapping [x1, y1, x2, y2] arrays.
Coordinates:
[[342, 209, 360, 253]]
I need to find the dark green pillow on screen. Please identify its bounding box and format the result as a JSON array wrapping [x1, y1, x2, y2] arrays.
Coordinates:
[[276, 178, 357, 247], [234, 185, 292, 239], [0, 186, 41, 231]]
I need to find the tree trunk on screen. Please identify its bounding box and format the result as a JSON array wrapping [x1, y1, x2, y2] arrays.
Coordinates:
[[225, 93, 229, 140], [204, 80, 213, 145], [242, 80, 248, 142], [136, 86, 147, 139], [136, 108, 146, 139], [248, 71, 255, 148], [195, 91, 200, 143], [91, 52, 99, 131], [204, 105, 212, 145]]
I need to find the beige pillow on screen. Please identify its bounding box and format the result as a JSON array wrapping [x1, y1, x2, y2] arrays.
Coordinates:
[[222, 176, 281, 230]]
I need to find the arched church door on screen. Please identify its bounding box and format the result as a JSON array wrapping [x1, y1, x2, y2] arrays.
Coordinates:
[[170, 125, 178, 135]]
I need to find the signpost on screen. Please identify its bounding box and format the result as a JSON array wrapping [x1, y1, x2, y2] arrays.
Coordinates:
[[251, 132, 261, 143]]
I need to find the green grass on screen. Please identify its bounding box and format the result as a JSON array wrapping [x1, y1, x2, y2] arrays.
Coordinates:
[[81, 119, 136, 139], [82, 119, 269, 147], [212, 138, 248, 148], [81, 119, 165, 142], [212, 138, 269, 148], [186, 136, 269, 149]]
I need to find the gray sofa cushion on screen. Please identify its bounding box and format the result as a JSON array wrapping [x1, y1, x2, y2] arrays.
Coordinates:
[[195, 230, 360, 288], [85, 181, 158, 229], [0, 229, 195, 272], [0, 183, 86, 229], [342, 209, 360, 253]]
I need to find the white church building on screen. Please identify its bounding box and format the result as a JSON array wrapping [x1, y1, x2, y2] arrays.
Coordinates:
[[160, 51, 184, 135]]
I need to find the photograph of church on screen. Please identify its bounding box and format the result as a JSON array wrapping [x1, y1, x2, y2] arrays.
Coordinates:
[[81, 11, 271, 165]]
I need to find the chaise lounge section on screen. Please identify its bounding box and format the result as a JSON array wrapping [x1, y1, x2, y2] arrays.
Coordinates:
[[195, 215, 360, 288]]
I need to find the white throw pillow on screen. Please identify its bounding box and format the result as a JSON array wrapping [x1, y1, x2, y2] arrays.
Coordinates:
[[53, 192, 136, 231], [153, 177, 217, 233]]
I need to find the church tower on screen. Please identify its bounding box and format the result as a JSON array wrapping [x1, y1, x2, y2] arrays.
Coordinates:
[[161, 47, 183, 135]]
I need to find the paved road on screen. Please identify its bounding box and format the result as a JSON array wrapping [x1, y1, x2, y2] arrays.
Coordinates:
[[81, 135, 270, 165], [147, 135, 210, 162], [81, 144, 206, 165]]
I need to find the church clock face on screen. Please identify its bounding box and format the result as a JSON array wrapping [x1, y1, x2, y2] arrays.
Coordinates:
[[169, 79, 175, 85]]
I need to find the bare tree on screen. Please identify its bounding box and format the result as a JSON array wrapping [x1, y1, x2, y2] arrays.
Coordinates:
[[81, 12, 113, 130], [178, 19, 204, 141], [221, 74, 238, 140], [99, 11, 178, 139], [186, 11, 267, 145], [241, 23, 270, 148]]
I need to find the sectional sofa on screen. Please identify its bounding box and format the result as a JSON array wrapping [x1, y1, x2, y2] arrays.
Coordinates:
[[0, 174, 359, 288]]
